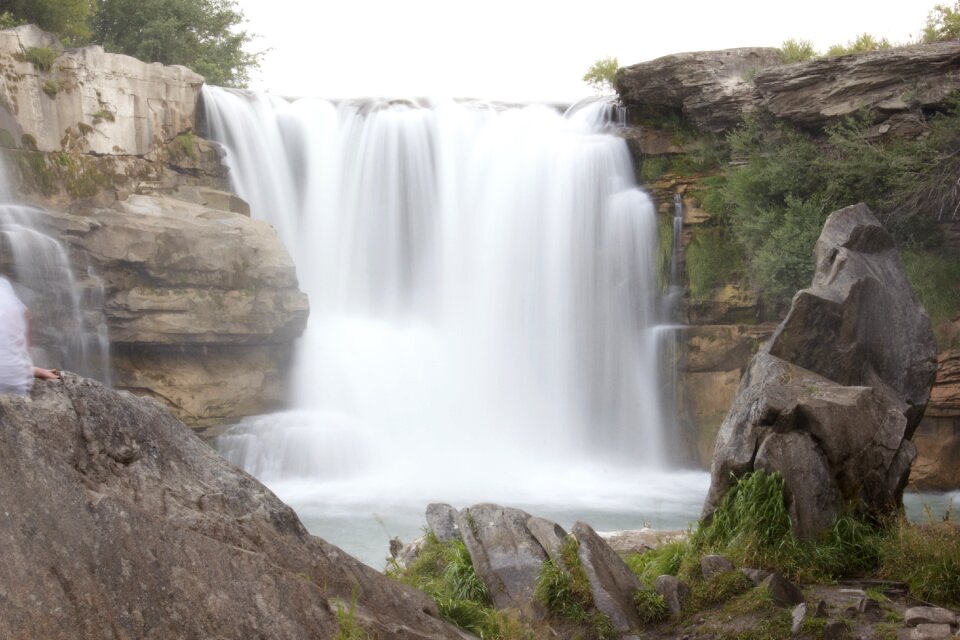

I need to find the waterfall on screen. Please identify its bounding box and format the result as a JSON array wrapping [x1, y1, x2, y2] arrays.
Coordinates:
[[205, 88, 671, 495], [0, 155, 111, 383]]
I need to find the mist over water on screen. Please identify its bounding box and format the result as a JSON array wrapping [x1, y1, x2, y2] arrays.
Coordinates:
[[204, 89, 708, 565]]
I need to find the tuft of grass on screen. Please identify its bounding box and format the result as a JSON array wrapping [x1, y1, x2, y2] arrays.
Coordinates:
[[633, 588, 670, 624], [535, 537, 617, 640], [334, 593, 374, 640], [878, 519, 960, 608], [690, 570, 753, 609], [92, 109, 115, 124], [779, 39, 818, 63], [25, 46, 56, 72], [626, 539, 690, 586], [42, 79, 60, 98], [639, 155, 668, 183]]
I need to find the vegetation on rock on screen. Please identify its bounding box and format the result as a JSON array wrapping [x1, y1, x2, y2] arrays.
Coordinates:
[[923, 1, 960, 42], [583, 56, 618, 94], [24, 46, 57, 71], [1, 0, 260, 87]]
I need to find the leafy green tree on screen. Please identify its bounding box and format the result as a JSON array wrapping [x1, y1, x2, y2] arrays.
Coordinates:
[[583, 56, 619, 94], [90, 0, 261, 87], [779, 39, 818, 63], [0, 0, 92, 43], [922, 2, 960, 42]]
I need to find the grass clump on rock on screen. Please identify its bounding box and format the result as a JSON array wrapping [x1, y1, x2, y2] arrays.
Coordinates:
[[389, 532, 531, 638], [25, 46, 57, 71], [534, 536, 617, 640]]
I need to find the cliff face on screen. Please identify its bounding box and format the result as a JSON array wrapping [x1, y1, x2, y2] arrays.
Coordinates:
[[0, 374, 466, 639], [0, 25, 307, 427], [623, 43, 960, 489], [617, 42, 960, 133]]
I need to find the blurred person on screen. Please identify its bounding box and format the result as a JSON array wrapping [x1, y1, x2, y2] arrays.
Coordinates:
[[0, 275, 59, 395]]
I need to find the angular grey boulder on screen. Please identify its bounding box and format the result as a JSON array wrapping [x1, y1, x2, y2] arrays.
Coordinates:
[[426, 503, 462, 542], [654, 575, 690, 616], [572, 522, 644, 632], [703, 204, 937, 539], [456, 504, 557, 616]]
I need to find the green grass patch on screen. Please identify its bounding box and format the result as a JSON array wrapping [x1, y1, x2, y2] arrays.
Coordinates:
[[42, 79, 60, 98], [626, 539, 690, 586], [334, 593, 373, 640], [25, 46, 56, 72], [878, 519, 960, 608], [633, 588, 670, 624], [690, 570, 754, 609], [535, 537, 617, 640]]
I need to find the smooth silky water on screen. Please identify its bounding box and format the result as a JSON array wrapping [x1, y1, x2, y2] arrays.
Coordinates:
[[202, 89, 947, 568]]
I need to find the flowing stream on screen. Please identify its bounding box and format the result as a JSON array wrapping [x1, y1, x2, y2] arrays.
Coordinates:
[[204, 89, 710, 565]]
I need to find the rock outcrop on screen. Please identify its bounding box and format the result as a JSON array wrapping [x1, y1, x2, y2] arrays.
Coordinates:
[[702, 204, 937, 539], [616, 48, 783, 133], [911, 349, 960, 489], [0, 374, 467, 639], [617, 41, 960, 134], [0, 25, 203, 157], [27, 195, 309, 427]]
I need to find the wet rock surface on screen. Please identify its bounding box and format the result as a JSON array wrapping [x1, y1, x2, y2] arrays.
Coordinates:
[[0, 374, 466, 639]]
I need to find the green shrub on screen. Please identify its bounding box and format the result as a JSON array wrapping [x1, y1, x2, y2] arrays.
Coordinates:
[[24, 46, 57, 71], [826, 33, 893, 57], [779, 39, 817, 63], [583, 56, 618, 94], [686, 227, 745, 300], [20, 133, 37, 151], [690, 570, 753, 608], [923, 1, 960, 42], [42, 79, 60, 98], [92, 109, 115, 124], [902, 249, 960, 348]]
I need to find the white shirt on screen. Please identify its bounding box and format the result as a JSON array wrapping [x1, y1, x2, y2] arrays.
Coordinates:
[[0, 277, 33, 395]]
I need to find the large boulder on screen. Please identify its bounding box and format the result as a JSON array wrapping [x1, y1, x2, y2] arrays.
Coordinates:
[[0, 374, 467, 639], [572, 522, 644, 633], [702, 204, 937, 538]]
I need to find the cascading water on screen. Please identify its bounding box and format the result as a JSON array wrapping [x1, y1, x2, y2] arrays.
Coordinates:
[[0, 156, 111, 383], [205, 88, 709, 565]]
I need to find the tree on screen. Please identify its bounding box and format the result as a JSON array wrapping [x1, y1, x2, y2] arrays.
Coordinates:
[[583, 56, 619, 95], [90, 0, 261, 87], [0, 0, 92, 43], [922, 2, 960, 42]]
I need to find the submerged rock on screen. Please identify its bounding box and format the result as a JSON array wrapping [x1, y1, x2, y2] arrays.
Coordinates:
[[0, 374, 466, 639], [703, 204, 937, 539]]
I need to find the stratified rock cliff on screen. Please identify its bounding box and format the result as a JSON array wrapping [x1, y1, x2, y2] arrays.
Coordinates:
[[617, 41, 960, 133], [0, 25, 307, 427], [0, 374, 468, 640]]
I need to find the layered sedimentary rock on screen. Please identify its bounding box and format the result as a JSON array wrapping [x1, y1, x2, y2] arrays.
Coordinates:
[[29, 194, 309, 426], [0, 25, 203, 157], [702, 204, 937, 539], [617, 41, 960, 133], [911, 350, 960, 489], [0, 374, 467, 640], [0, 25, 306, 425]]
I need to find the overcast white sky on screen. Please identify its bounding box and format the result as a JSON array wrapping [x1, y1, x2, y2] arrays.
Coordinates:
[[231, 0, 935, 102]]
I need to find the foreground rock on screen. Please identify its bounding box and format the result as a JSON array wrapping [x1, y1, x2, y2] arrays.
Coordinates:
[[0, 375, 466, 639], [702, 204, 937, 538]]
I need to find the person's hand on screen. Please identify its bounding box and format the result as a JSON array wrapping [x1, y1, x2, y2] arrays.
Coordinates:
[[33, 367, 60, 381]]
